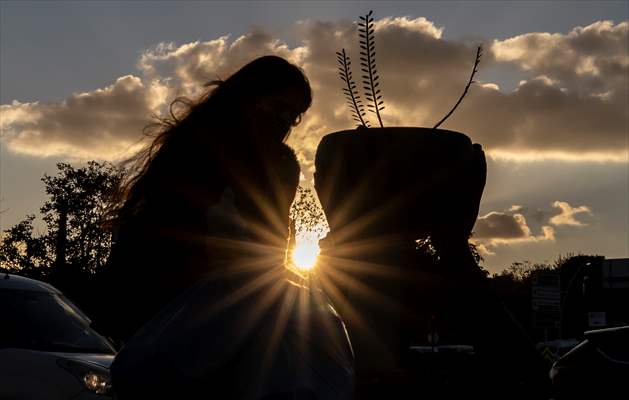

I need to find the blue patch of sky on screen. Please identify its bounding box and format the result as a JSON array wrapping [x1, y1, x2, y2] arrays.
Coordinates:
[[1, 1, 626, 103]]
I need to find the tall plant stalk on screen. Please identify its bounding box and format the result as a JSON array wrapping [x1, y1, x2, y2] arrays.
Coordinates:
[[359, 10, 385, 127], [337, 49, 369, 127]]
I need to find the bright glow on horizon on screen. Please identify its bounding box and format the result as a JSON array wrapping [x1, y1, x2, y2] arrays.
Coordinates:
[[487, 149, 629, 163], [291, 240, 320, 271]]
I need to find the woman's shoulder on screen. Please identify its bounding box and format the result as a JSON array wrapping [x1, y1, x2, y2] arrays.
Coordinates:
[[275, 143, 300, 184], [277, 143, 299, 166], [250, 142, 299, 179]]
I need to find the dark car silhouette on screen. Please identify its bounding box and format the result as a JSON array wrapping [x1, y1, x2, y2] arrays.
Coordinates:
[[0, 273, 116, 399], [550, 325, 629, 399]]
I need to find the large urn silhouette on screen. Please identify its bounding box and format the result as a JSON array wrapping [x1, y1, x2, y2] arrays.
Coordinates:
[[313, 127, 487, 379]]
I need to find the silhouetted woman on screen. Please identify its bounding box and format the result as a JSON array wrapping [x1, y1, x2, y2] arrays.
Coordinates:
[[97, 56, 354, 399], [99, 55, 309, 342]]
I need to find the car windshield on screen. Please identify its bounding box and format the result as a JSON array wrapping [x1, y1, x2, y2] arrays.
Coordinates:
[[1, 290, 115, 354]]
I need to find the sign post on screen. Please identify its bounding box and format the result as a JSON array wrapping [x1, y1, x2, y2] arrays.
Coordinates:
[[531, 271, 561, 339]]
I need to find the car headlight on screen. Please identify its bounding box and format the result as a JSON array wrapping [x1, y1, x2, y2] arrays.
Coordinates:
[[57, 358, 112, 395]]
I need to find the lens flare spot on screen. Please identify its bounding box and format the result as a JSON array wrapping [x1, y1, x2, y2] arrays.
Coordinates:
[[291, 241, 320, 270]]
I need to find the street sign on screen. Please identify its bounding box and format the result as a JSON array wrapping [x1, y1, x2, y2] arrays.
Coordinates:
[[532, 288, 561, 300], [532, 299, 561, 311], [532, 272, 560, 287], [531, 270, 561, 329]]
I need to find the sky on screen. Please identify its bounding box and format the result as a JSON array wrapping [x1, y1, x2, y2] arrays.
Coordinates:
[[1, 1, 628, 273]]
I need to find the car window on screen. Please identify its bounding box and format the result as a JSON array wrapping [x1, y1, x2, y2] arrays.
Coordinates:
[[0, 290, 115, 354]]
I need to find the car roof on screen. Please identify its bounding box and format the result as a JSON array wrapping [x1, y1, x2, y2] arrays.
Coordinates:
[[0, 273, 61, 294]]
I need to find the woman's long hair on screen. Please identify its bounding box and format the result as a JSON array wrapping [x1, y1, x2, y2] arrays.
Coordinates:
[[107, 55, 312, 227]]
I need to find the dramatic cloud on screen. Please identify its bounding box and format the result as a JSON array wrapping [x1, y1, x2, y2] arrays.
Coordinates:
[[1, 17, 627, 165], [549, 200, 593, 226], [1, 76, 169, 160], [472, 199, 595, 255], [484, 20, 629, 161], [492, 20, 628, 96], [474, 210, 554, 240], [472, 209, 555, 255], [136, 31, 307, 97]]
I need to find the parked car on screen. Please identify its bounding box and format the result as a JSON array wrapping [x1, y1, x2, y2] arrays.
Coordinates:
[[0, 273, 116, 399], [550, 325, 629, 399]]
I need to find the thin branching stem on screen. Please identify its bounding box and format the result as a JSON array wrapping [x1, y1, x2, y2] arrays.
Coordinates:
[[433, 45, 483, 129]]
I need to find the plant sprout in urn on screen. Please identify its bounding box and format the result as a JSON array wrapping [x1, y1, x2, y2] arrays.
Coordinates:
[[337, 10, 482, 129]]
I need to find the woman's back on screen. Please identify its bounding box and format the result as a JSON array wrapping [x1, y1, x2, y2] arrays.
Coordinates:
[[111, 267, 354, 399], [98, 139, 301, 344]]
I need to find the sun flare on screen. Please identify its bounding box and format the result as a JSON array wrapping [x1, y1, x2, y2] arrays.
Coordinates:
[[291, 241, 321, 270]]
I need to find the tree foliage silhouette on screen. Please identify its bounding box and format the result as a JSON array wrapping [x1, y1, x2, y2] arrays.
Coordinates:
[[289, 186, 328, 240], [0, 215, 50, 279], [0, 161, 122, 280]]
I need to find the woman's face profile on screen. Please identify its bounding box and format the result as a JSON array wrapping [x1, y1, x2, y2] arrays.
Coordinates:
[[250, 87, 305, 142]]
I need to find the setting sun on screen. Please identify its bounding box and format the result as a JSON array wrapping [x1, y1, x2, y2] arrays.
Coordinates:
[[291, 241, 321, 270]]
